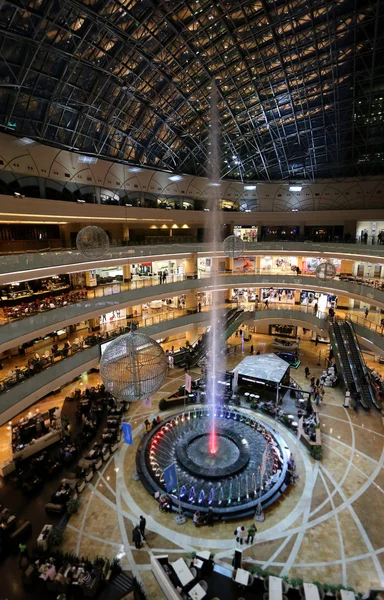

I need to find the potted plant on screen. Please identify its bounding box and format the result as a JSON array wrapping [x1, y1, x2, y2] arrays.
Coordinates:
[[67, 498, 80, 515], [311, 445, 323, 460], [48, 526, 65, 547]]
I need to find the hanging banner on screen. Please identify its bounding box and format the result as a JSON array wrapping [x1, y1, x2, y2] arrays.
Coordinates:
[[260, 447, 268, 479], [142, 397, 152, 409], [122, 422, 133, 445], [185, 373, 192, 393], [297, 416, 304, 441], [164, 463, 178, 493], [233, 370, 239, 388]]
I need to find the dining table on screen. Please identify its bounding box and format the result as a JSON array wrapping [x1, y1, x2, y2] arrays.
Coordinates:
[[340, 591, 355, 600], [189, 582, 206, 600], [172, 558, 195, 587], [304, 582, 321, 600], [269, 575, 283, 600], [235, 567, 250, 585]]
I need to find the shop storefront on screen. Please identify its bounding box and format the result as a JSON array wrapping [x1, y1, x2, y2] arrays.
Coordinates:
[[95, 266, 123, 284], [260, 256, 298, 274], [197, 291, 212, 307], [234, 225, 258, 242], [302, 257, 341, 275], [233, 257, 255, 272], [300, 290, 337, 310], [261, 288, 295, 304]]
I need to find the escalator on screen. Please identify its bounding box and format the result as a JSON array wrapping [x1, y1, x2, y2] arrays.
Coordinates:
[[330, 321, 374, 410], [179, 308, 244, 368], [343, 320, 376, 409]]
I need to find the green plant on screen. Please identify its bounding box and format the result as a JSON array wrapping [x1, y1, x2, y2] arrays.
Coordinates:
[[48, 526, 65, 547], [186, 551, 196, 560], [67, 498, 80, 515], [281, 415, 291, 427], [313, 581, 324, 590], [311, 445, 323, 460], [282, 575, 290, 583], [209, 552, 215, 560], [111, 557, 122, 576], [289, 578, 303, 588], [159, 398, 167, 411], [131, 576, 148, 600]]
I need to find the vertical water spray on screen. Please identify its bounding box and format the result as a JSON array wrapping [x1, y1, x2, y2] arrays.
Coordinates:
[[205, 81, 223, 455]]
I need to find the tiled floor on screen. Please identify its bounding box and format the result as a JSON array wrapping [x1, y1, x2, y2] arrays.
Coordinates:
[[52, 335, 384, 595]]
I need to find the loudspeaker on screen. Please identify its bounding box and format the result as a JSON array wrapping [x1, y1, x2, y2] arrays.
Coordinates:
[[234, 549, 242, 569]]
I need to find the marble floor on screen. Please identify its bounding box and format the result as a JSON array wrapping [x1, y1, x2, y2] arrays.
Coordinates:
[[55, 336, 384, 596]]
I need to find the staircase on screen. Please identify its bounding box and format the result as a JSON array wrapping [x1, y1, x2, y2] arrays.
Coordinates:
[[98, 572, 134, 600], [330, 320, 373, 410]]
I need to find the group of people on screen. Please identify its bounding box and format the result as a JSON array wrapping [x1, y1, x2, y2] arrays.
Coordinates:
[[193, 509, 214, 527], [305, 368, 326, 405], [132, 516, 147, 549], [234, 523, 257, 545], [158, 270, 168, 284], [144, 415, 162, 432], [1, 288, 88, 321]]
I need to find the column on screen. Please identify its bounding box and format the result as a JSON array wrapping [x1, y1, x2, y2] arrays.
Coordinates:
[[340, 259, 353, 275], [184, 254, 197, 276], [185, 324, 199, 346], [123, 265, 131, 282], [185, 290, 197, 311]]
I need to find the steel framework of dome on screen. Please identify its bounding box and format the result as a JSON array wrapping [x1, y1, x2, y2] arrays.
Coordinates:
[[223, 234, 245, 258], [76, 226, 110, 259], [0, 1, 383, 181], [100, 331, 168, 402], [315, 262, 337, 281]]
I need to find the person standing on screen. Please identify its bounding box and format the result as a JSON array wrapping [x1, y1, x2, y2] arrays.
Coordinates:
[[250, 344, 254, 355], [246, 523, 257, 544], [264, 297, 269, 309], [139, 515, 146, 541], [198, 302, 201, 313], [18, 542, 29, 568], [314, 302, 318, 315], [235, 525, 246, 545], [365, 307, 369, 318], [132, 525, 142, 549], [344, 387, 351, 408], [305, 366, 310, 378]]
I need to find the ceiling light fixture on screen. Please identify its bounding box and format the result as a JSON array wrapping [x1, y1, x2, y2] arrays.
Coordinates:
[[169, 175, 183, 182], [289, 185, 302, 192], [78, 155, 98, 164], [244, 185, 256, 190]]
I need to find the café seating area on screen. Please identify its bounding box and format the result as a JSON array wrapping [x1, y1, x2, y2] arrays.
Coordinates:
[[151, 553, 361, 600]]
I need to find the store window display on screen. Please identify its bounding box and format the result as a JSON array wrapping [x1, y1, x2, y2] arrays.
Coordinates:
[[234, 225, 258, 241], [261, 288, 295, 304], [302, 257, 341, 275], [260, 256, 298, 273]]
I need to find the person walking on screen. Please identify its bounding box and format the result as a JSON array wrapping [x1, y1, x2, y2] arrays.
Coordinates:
[[18, 542, 29, 568], [315, 334, 319, 346], [235, 525, 246, 545], [250, 344, 254, 355], [198, 302, 201, 313], [365, 306, 369, 318], [246, 523, 257, 544], [314, 302, 318, 315], [139, 515, 146, 541], [305, 366, 310, 378], [264, 297, 269, 309], [132, 525, 142, 549]]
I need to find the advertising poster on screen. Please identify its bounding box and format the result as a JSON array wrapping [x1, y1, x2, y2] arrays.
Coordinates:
[[233, 257, 255, 272]]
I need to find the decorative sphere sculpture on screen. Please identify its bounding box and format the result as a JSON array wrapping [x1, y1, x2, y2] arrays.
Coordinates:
[[223, 235, 245, 258], [100, 332, 168, 402], [76, 226, 110, 259], [315, 262, 337, 281]]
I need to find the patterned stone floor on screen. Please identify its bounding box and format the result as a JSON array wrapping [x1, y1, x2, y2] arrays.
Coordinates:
[[60, 337, 384, 596]]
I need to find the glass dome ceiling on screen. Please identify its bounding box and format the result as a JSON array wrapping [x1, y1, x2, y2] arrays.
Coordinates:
[[0, 0, 383, 181]]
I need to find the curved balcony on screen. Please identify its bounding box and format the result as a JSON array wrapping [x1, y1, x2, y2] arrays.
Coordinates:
[[2, 240, 384, 284], [1, 273, 384, 352], [3, 304, 383, 426]]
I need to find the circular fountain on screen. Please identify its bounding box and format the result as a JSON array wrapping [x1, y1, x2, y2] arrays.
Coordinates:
[[136, 407, 289, 518]]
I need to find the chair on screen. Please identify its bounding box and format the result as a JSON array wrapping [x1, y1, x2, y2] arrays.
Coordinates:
[[263, 594, 269, 600], [248, 574, 254, 587], [190, 567, 197, 578], [199, 580, 208, 592], [282, 581, 290, 594], [264, 577, 269, 590]]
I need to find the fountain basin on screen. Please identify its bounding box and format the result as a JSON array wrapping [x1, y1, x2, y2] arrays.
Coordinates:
[[136, 407, 290, 519]]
